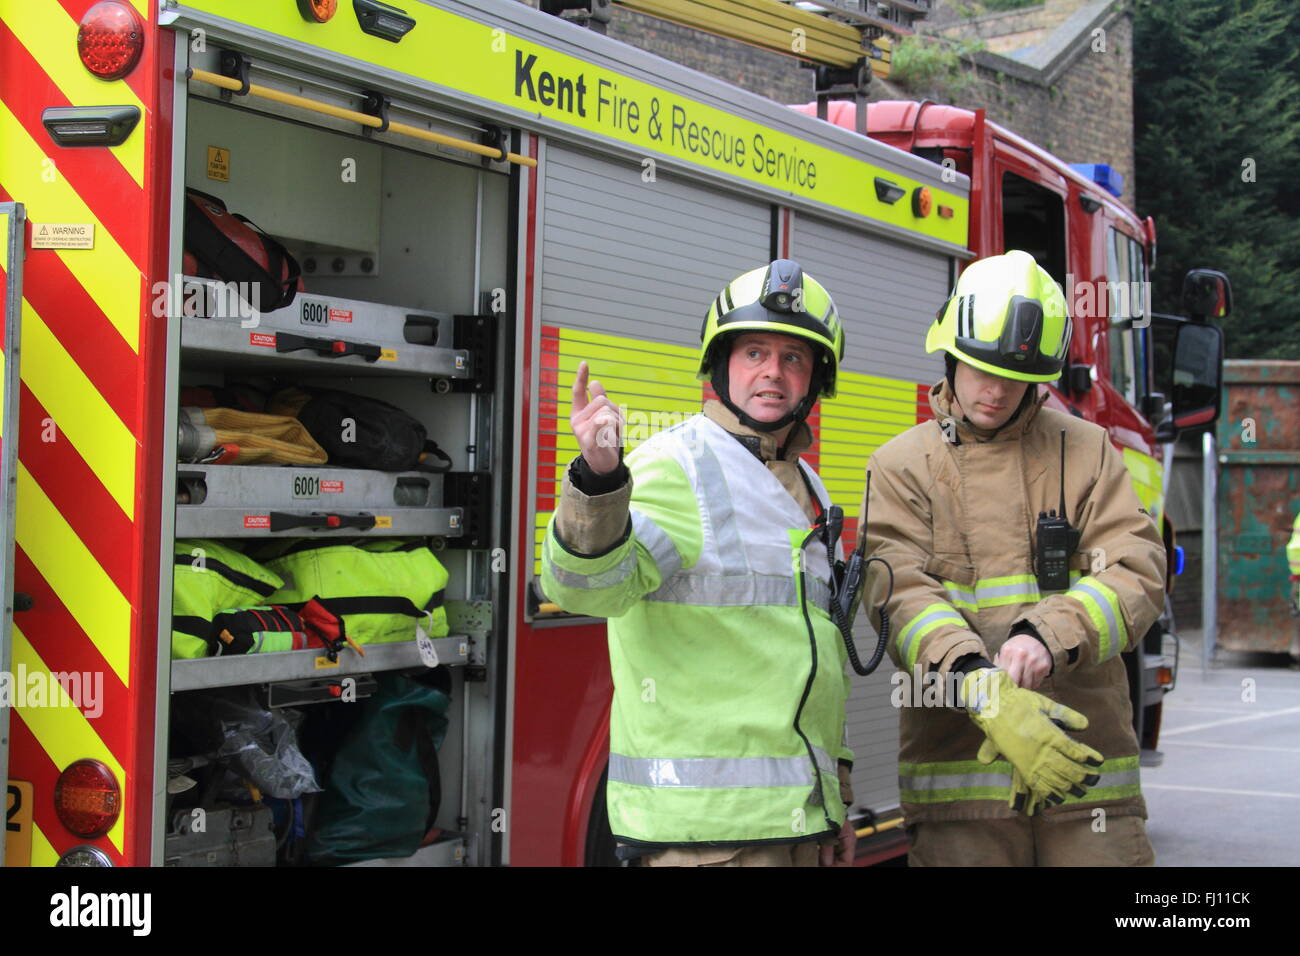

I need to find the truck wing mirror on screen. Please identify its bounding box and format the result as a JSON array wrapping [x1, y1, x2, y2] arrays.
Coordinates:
[[1182, 269, 1232, 321], [1168, 322, 1224, 433]]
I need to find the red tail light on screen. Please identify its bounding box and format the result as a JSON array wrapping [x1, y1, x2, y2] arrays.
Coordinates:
[[54, 759, 121, 839], [77, 1, 145, 81]]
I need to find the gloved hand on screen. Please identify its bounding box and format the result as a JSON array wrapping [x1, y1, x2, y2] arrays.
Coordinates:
[[976, 739, 1041, 815], [963, 668, 1103, 810]]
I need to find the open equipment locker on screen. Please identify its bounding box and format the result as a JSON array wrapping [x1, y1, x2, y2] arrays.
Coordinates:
[[163, 48, 513, 866]]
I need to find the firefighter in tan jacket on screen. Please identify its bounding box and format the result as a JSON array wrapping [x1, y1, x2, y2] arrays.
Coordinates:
[[864, 251, 1166, 866]]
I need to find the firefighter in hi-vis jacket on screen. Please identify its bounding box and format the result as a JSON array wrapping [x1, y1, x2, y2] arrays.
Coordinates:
[[542, 260, 857, 866], [864, 251, 1166, 866]]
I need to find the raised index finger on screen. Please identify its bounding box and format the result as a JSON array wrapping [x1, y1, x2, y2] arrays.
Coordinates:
[[572, 360, 590, 415]]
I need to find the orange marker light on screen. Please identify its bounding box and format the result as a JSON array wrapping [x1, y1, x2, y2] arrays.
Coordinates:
[[911, 187, 932, 218], [77, 1, 145, 81], [937, 205, 954, 219], [298, 0, 338, 22]]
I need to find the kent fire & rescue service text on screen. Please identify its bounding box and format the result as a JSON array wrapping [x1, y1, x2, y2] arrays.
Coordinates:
[[512, 50, 817, 189]]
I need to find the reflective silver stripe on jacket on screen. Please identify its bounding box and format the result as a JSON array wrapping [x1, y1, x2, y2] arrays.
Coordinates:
[[544, 541, 637, 591], [897, 606, 966, 668], [610, 746, 837, 789], [900, 767, 1141, 796], [647, 424, 832, 610], [1069, 578, 1124, 658], [688, 427, 748, 573], [631, 509, 683, 581], [647, 573, 831, 611], [899, 770, 1011, 793]]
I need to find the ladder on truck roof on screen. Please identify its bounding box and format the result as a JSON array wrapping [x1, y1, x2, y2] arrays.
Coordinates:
[[541, 0, 918, 137], [541, 0, 917, 66]]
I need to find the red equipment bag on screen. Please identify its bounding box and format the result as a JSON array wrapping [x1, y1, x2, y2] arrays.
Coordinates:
[[183, 188, 304, 312]]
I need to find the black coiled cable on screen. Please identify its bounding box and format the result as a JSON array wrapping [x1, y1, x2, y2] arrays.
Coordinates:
[[822, 515, 894, 676]]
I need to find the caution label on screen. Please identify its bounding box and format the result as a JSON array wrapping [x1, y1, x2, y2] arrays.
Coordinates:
[[207, 146, 231, 182], [32, 223, 94, 249], [244, 515, 271, 529], [250, 332, 276, 348], [320, 479, 344, 493], [329, 308, 353, 323]]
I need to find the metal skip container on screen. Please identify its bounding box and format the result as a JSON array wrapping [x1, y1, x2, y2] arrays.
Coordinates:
[[1214, 360, 1300, 661]]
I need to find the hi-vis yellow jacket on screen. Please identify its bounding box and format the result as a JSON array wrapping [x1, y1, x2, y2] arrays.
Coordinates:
[[864, 379, 1166, 824], [542, 403, 852, 849]]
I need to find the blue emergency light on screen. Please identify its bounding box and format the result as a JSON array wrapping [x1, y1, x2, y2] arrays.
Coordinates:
[[1069, 163, 1124, 198], [1173, 545, 1185, 576]]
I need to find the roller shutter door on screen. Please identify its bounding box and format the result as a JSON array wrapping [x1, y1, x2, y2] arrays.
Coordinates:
[[540, 147, 770, 348], [534, 146, 771, 571], [791, 212, 956, 817]]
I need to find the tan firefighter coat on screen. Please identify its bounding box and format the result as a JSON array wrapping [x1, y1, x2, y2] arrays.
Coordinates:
[[863, 379, 1166, 824]]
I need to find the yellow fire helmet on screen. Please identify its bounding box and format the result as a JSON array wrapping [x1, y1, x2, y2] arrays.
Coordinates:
[[699, 259, 845, 398], [926, 250, 1072, 383]]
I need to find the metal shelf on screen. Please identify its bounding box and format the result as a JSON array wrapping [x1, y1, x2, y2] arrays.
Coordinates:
[[177, 278, 474, 379], [175, 463, 463, 538], [343, 836, 467, 867], [171, 634, 471, 692]]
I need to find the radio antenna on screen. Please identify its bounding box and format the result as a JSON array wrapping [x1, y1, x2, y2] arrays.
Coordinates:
[[1058, 429, 1067, 519], [858, 470, 872, 555]]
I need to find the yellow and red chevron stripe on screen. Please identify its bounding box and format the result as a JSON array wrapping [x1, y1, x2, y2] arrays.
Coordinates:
[[1, 0, 171, 865]]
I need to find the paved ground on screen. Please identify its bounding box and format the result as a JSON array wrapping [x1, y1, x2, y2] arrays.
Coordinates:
[[1144, 627, 1300, 867]]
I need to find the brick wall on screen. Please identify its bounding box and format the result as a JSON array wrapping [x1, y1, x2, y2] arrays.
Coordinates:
[[902, 3, 1137, 205], [960, 14, 1134, 201]]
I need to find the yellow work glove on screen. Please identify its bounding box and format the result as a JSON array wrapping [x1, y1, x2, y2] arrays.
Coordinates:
[[963, 668, 1103, 811], [976, 739, 1041, 815]]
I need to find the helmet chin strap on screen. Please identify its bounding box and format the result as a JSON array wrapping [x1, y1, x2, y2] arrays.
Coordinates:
[[711, 360, 819, 434], [945, 352, 1036, 433]]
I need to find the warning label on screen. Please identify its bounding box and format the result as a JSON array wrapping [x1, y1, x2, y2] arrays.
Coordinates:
[[32, 223, 94, 250], [207, 146, 231, 182], [250, 332, 276, 348], [320, 479, 344, 493], [244, 515, 271, 529], [329, 308, 353, 323]]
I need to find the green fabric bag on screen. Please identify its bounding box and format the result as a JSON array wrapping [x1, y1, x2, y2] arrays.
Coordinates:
[[306, 670, 452, 864], [172, 540, 283, 659]]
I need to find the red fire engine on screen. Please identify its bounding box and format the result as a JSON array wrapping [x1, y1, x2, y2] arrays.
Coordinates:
[[1, 1, 1224, 867]]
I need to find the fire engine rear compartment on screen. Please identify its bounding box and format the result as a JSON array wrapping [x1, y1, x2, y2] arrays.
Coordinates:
[[162, 79, 510, 866]]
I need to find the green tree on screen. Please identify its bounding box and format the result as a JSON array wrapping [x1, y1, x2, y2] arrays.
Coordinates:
[[1134, 0, 1300, 358]]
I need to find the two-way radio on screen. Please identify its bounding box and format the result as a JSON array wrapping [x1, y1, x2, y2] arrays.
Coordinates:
[[1035, 428, 1081, 592], [822, 471, 893, 676]]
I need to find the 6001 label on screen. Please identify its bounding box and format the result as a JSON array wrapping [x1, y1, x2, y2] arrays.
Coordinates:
[[300, 300, 329, 326]]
